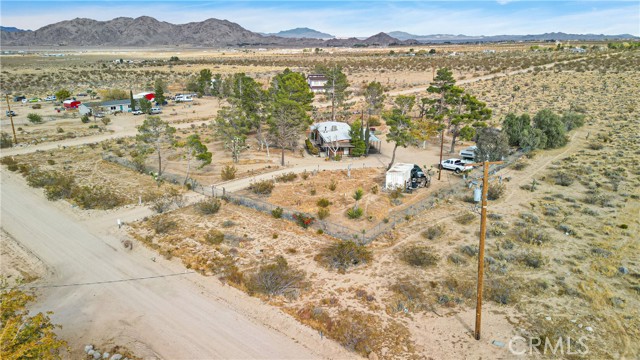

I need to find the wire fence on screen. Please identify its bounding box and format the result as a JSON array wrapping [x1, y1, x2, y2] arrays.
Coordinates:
[[102, 151, 520, 244]]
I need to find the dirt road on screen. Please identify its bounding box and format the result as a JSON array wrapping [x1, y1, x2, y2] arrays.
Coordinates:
[[0, 170, 352, 359]]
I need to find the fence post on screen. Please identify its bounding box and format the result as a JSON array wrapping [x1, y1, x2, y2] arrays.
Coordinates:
[[223, 187, 226, 196]]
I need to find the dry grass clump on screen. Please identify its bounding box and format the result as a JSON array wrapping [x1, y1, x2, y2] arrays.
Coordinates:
[[220, 164, 237, 180], [203, 229, 224, 245], [514, 226, 551, 245], [422, 224, 445, 240], [399, 245, 440, 267], [246, 256, 306, 299], [275, 172, 297, 182], [317, 240, 372, 272], [149, 216, 177, 234], [487, 181, 506, 200], [195, 198, 221, 215], [455, 212, 477, 225], [388, 279, 429, 313], [249, 179, 275, 195]]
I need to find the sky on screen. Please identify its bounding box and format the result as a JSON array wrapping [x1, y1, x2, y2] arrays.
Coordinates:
[[1, 1, 638, 37]]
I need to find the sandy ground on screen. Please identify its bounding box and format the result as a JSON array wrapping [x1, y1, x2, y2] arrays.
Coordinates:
[[0, 169, 355, 359]]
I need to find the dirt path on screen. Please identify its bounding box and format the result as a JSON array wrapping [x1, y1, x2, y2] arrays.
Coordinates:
[[0, 169, 354, 359]]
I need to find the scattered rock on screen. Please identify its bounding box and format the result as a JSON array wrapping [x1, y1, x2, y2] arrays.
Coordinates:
[[110, 354, 123, 360], [492, 340, 505, 348], [585, 326, 594, 332], [545, 316, 551, 321], [578, 324, 583, 328], [103, 352, 110, 359], [88, 350, 95, 356], [618, 266, 629, 274], [368, 351, 379, 360], [93, 351, 101, 360], [85, 345, 94, 354]]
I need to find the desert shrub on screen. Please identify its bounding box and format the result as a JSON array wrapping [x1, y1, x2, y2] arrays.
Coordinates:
[[249, 179, 274, 195], [353, 188, 364, 201], [221, 220, 235, 228], [346, 207, 363, 219], [440, 275, 476, 304], [196, 198, 221, 215], [0, 132, 13, 148], [328, 179, 337, 191], [57, 127, 65, 133], [554, 172, 574, 186], [31, 103, 42, 109], [149, 216, 177, 234], [72, 185, 125, 209], [246, 256, 306, 298], [514, 226, 550, 245], [316, 198, 331, 207], [293, 213, 315, 228], [562, 111, 586, 131], [301, 171, 309, 180], [0, 157, 17, 166], [317, 207, 330, 220], [459, 245, 479, 257], [447, 253, 468, 266], [276, 172, 297, 182], [587, 142, 604, 150], [389, 187, 404, 200], [204, 229, 225, 245], [368, 117, 381, 126], [318, 240, 372, 271], [370, 185, 378, 194], [27, 113, 43, 124], [486, 276, 518, 305], [519, 212, 540, 224], [455, 212, 476, 225], [543, 205, 560, 217], [150, 197, 174, 213], [26, 170, 75, 201], [389, 280, 428, 313], [305, 138, 319, 155], [101, 117, 111, 126], [399, 245, 440, 267], [271, 207, 283, 218], [518, 251, 545, 268], [422, 224, 445, 240], [513, 161, 528, 170], [220, 165, 237, 180], [487, 182, 506, 200], [80, 114, 90, 123]]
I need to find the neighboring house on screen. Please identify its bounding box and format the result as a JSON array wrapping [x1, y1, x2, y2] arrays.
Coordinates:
[[306, 74, 328, 93], [570, 47, 586, 53], [63, 99, 81, 109], [309, 121, 381, 157], [100, 99, 133, 113]]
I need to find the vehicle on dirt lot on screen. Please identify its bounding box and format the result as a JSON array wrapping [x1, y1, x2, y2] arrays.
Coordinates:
[[45, 95, 57, 101], [410, 165, 431, 188], [6, 110, 17, 117], [132, 110, 143, 115], [440, 158, 474, 173], [150, 107, 162, 114]]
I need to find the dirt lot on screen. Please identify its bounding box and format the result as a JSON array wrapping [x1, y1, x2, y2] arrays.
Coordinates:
[[1, 45, 639, 359]]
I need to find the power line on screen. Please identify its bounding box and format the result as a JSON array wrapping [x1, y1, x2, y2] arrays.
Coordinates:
[[11, 271, 196, 290]]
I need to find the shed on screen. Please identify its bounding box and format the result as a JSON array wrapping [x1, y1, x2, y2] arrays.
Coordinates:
[[385, 163, 414, 189]]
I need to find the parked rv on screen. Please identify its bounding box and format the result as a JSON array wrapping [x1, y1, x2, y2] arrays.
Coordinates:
[[460, 146, 477, 163]]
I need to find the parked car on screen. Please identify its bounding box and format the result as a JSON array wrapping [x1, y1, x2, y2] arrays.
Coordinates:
[[13, 96, 26, 102], [6, 110, 17, 117], [23, 97, 41, 103], [94, 112, 105, 118], [132, 110, 143, 115], [76, 93, 88, 97], [150, 107, 162, 114], [440, 158, 474, 173], [44, 95, 57, 101]]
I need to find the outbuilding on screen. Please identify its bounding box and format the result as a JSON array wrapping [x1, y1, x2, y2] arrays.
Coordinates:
[[385, 163, 414, 190], [63, 99, 81, 109]]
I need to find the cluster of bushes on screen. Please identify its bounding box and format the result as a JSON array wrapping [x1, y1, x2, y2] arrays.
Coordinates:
[[196, 198, 221, 215], [399, 245, 440, 267], [275, 172, 297, 182], [502, 109, 586, 151], [24, 168, 125, 209]]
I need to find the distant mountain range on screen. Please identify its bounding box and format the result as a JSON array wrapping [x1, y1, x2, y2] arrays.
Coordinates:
[[388, 31, 638, 42], [1, 17, 636, 48], [0, 26, 26, 33], [265, 27, 334, 39]]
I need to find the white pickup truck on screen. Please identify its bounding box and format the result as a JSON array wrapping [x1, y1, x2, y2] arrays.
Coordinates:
[[440, 158, 474, 173]]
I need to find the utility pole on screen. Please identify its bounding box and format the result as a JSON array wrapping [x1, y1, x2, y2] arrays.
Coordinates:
[[468, 160, 503, 340], [5, 95, 18, 145], [437, 129, 444, 180]]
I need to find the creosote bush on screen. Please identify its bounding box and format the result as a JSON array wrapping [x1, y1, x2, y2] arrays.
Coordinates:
[[196, 198, 221, 215], [399, 245, 440, 267], [150, 216, 177, 234], [220, 164, 237, 180], [250, 179, 275, 195], [389, 279, 428, 313], [515, 226, 551, 245], [422, 224, 445, 240], [276, 172, 297, 182], [246, 256, 306, 299], [204, 229, 225, 245], [316, 198, 331, 208], [271, 207, 283, 218], [317, 240, 372, 271], [487, 182, 506, 200], [455, 212, 476, 225], [317, 207, 330, 220]]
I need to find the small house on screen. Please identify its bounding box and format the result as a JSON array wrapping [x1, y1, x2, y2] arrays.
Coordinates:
[[100, 99, 133, 113], [63, 99, 81, 109], [306, 74, 328, 93], [309, 121, 381, 157]]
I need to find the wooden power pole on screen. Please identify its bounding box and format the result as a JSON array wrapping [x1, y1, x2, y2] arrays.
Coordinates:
[[468, 160, 503, 340], [5, 95, 18, 145]]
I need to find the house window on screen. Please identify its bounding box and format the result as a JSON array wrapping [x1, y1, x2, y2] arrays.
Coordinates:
[[344, 148, 349, 155], [331, 125, 337, 131]]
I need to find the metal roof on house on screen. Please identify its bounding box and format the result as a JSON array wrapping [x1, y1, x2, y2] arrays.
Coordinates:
[[310, 121, 381, 143], [100, 99, 131, 106]]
